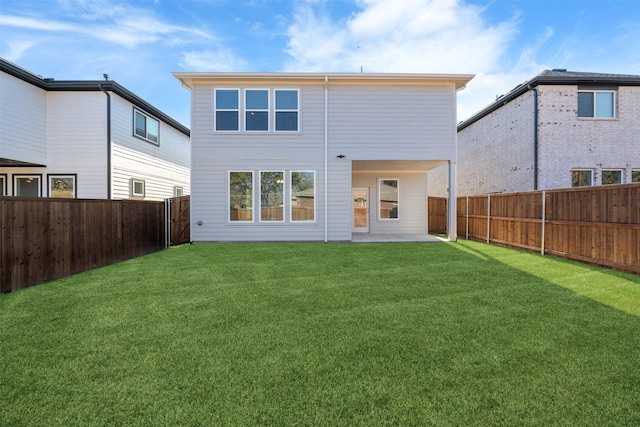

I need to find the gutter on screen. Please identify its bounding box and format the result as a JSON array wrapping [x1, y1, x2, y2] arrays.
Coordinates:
[[98, 83, 112, 199]]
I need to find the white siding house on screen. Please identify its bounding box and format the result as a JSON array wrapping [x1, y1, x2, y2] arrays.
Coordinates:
[[174, 72, 473, 242], [0, 59, 190, 200], [429, 69, 640, 196]]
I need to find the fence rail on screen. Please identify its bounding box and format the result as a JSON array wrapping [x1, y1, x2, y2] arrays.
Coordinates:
[[1, 197, 187, 293], [428, 184, 640, 274]]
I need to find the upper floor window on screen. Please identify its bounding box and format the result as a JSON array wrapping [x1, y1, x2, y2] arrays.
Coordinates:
[[275, 90, 299, 131], [245, 90, 269, 131], [577, 91, 615, 118], [216, 89, 240, 131], [134, 109, 159, 144]]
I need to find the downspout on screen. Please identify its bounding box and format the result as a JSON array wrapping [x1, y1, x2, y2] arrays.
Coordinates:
[[99, 83, 112, 199], [324, 75, 328, 242], [528, 84, 539, 190]]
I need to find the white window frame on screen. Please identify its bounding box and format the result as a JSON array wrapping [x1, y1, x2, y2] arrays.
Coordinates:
[[274, 89, 299, 132], [632, 169, 640, 183], [245, 89, 270, 132], [571, 169, 593, 187], [577, 90, 616, 119], [290, 171, 316, 223], [378, 178, 399, 221], [133, 109, 160, 145], [601, 169, 623, 185], [215, 88, 240, 132], [259, 171, 285, 223], [13, 174, 42, 197], [48, 174, 77, 198], [174, 186, 184, 197], [228, 171, 254, 222], [131, 178, 145, 198], [0, 174, 6, 196]]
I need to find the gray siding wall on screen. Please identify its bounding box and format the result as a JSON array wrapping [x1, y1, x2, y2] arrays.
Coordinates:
[[0, 73, 47, 165]]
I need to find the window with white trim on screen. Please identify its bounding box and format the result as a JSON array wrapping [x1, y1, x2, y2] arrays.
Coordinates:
[[229, 171, 253, 221], [601, 169, 623, 185], [379, 179, 399, 220], [174, 186, 184, 197], [260, 171, 284, 222], [14, 175, 41, 197], [131, 178, 145, 198], [290, 171, 315, 222], [134, 109, 159, 144], [48, 174, 76, 198], [632, 170, 640, 183], [275, 89, 299, 131], [215, 89, 240, 131], [571, 169, 592, 187], [245, 89, 269, 131], [578, 91, 615, 118], [0, 174, 6, 196]]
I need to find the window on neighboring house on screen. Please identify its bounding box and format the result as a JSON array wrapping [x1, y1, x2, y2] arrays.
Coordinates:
[[260, 171, 284, 222], [0, 174, 6, 196], [379, 179, 399, 220], [48, 175, 76, 198], [571, 169, 593, 187], [601, 169, 623, 185], [577, 91, 615, 118], [134, 109, 160, 144], [174, 187, 184, 197], [131, 178, 145, 198], [14, 175, 41, 197], [215, 89, 239, 131], [291, 171, 315, 222], [229, 171, 253, 221], [245, 89, 269, 131], [275, 89, 299, 131], [633, 170, 640, 183]]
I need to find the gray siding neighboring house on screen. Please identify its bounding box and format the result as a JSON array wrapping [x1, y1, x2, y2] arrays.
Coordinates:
[[429, 69, 640, 197], [0, 58, 190, 200], [174, 72, 473, 242]]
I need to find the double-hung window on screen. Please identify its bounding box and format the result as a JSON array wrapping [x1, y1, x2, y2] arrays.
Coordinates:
[[215, 89, 240, 131], [134, 109, 159, 144], [245, 90, 269, 131], [578, 90, 615, 118], [275, 90, 299, 131]]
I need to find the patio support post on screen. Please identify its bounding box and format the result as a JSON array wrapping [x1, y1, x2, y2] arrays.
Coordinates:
[[447, 160, 457, 242]]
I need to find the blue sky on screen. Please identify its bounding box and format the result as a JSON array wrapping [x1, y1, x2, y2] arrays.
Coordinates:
[[2, 0, 639, 127]]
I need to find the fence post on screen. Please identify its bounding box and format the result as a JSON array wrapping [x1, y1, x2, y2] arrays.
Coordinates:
[[465, 196, 469, 240], [540, 190, 546, 256], [164, 198, 171, 248], [487, 194, 491, 243]]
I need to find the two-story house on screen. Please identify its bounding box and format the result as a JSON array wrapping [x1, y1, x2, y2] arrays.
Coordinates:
[[429, 69, 640, 197], [0, 58, 190, 200], [173, 72, 473, 242]]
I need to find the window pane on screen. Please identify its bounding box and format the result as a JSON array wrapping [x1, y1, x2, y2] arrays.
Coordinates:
[[134, 181, 144, 196], [602, 170, 622, 185], [16, 177, 39, 197], [147, 117, 159, 143], [135, 111, 146, 137], [50, 177, 75, 198], [595, 92, 614, 118], [577, 92, 594, 117], [633, 170, 640, 183], [246, 90, 268, 109], [291, 171, 314, 221], [216, 90, 238, 109], [0, 176, 5, 196], [216, 111, 239, 131], [246, 111, 268, 131], [276, 112, 298, 131], [571, 170, 592, 187], [230, 172, 253, 221], [380, 179, 398, 219], [276, 90, 298, 109], [261, 172, 284, 221]]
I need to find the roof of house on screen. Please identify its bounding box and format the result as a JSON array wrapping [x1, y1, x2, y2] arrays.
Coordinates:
[[1, 58, 189, 136], [174, 72, 475, 91], [458, 69, 640, 131]]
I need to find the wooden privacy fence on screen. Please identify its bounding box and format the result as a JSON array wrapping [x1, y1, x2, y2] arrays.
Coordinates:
[[165, 195, 190, 247], [1, 196, 191, 293], [428, 184, 640, 274]]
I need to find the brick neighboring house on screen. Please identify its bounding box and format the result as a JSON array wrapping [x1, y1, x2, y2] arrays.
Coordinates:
[[429, 69, 640, 197]]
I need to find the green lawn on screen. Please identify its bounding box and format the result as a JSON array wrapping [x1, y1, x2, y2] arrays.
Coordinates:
[[1, 241, 639, 426]]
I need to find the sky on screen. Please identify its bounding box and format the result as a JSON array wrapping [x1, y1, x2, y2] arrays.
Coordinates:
[[1, 0, 639, 127]]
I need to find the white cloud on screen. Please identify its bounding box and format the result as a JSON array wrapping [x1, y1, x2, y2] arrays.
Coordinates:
[[179, 49, 248, 72]]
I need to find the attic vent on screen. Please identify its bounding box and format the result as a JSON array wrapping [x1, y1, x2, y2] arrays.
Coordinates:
[[552, 68, 567, 72]]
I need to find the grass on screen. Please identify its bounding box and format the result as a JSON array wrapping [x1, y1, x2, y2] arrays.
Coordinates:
[[1, 240, 639, 426]]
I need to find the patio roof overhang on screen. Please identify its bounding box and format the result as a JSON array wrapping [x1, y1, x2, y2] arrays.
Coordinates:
[[352, 160, 447, 173]]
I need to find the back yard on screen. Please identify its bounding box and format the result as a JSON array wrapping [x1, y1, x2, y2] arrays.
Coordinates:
[[1, 241, 639, 426]]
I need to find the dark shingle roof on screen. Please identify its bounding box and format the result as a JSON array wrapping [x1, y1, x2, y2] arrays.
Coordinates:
[[458, 69, 640, 131]]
